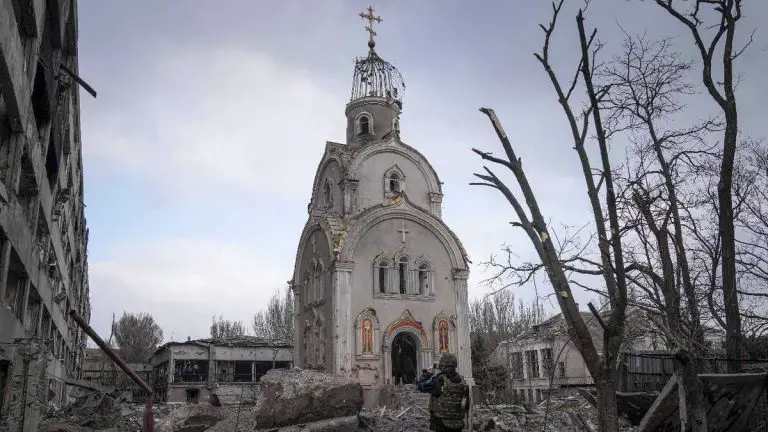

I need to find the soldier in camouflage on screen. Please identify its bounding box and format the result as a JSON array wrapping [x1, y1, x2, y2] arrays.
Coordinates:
[[417, 353, 470, 432]]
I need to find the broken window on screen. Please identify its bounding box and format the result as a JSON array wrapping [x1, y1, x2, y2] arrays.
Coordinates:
[[558, 361, 566, 378], [398, 256, 408, 294], [174, 360, 208, 383], [217, 361, 254, 382], [376, 259, 389, 293], [511, 352, 524, 379], [17, 152, 39, 223], [154, 361, 168, 386], [31, 61, 52, 134], [41, 307, 51, 340], [254, 361, 290, 382], [45, 137, 60, 191], [541, 348, 553, 378], [4, 249, 27, 320], [358, 115, 371, 135], [525, 350, 540, 379], [25, 285, 42, 334]]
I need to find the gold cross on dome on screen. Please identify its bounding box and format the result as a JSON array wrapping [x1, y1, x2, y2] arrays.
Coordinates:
[[359, 6, 382, 44]]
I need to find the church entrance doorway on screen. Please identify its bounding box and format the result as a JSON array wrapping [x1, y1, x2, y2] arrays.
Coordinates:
[[391, 332, 418, 385]]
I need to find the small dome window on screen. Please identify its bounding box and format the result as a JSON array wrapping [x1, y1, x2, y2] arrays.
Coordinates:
[[388, 173, 401, 193], [359, 115, 371, 135]]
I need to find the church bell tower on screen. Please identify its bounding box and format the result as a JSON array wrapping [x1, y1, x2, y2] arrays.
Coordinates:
[[345, 6, 406, 146]]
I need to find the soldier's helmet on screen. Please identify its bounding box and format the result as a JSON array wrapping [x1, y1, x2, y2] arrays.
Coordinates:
[[439, 353, 458, 370]]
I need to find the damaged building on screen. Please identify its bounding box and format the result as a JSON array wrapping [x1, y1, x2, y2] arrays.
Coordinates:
[[489, 308, 726, 402], [150, 336, 292, 405], [0, 0, 91, 431], [82, 348, 152, 401]]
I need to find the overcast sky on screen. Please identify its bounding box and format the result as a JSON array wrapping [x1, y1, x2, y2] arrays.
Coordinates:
[[76, 0, 767, 342]]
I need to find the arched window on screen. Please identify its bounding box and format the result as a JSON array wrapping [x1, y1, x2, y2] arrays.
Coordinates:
[[398, 256, 409, 294], [359, 115, 371, 135], [388, 173, 401, 193], [361, 318, 373, 354], [438, 320, 450, 353], [376, 259, 390, 293], [418, 263, 430, 295]]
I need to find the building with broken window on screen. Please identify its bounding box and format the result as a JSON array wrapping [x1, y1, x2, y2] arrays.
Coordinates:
[[150, 336, 292, 405], [490, 308, 666, 403], [81, 348, 152, 401], [0, 0, 91, 430]]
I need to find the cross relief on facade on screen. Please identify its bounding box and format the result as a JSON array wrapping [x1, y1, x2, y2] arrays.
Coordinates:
[[397, 220, 410, 243]]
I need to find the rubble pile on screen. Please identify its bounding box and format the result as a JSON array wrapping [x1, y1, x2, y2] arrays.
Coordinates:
[[154, 404, 234, 432], [209, 368, 364, 432], [38, 392, 160, 432], [359, 406, 431, 431]]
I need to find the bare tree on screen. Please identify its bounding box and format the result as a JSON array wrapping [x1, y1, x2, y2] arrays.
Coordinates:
[[252, 288, 294, 341], [471, 3, 629, 430], [602, 32, 719, 429], [210, 315, 247, 339], [470, 290, 546, 401], [469, 289, 545, 349], [653, 0, 748, 373], [112, 312, 163, 363], [735, 141, 768, 357]]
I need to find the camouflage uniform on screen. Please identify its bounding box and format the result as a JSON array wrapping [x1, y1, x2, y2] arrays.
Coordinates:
[[418, 353, 469, 432]]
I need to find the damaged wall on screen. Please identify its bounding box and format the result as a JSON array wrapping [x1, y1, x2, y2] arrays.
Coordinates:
[[0, 0, 91, 430], [150, 339, 293, 405]]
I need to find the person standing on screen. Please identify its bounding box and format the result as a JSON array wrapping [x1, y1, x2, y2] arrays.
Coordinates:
[[418, 353, 470, 432]]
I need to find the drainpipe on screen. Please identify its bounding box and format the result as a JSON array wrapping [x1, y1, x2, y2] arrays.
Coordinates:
[[69, 311, 154, 432]]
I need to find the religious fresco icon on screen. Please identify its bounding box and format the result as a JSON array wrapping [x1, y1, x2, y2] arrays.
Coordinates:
[[362, 318, 373, 354], [438, 320, 449, 353]]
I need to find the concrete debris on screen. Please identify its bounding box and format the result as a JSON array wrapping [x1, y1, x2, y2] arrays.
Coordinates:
[[252, 368, 364, 428], [34, 372, 640, 432], [359, 406, 432, 431], [154, 404, 235, 432], [39, 391, 173, 432]]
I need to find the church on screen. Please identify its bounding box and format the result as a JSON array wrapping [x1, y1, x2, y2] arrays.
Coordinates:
[[289, 7, 473, 399]]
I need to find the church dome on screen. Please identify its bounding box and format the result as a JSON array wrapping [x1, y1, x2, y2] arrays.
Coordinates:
[[350, 48, 406, 105]]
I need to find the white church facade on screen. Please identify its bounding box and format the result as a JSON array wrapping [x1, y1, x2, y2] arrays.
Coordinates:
[[289, 7, 473, 398]]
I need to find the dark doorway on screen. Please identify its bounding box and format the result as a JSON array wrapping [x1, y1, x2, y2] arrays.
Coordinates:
[[0, 361, 9, 413], [185, 388, 200, 404], [391, 333, 418, 385]]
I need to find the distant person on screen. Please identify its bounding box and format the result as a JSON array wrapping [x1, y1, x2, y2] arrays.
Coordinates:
[[417, 353, 470, 432]]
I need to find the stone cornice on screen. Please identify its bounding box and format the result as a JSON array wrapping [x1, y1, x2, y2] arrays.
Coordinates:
[[331, 260, 355, 272], [452, 269, 470, 280], [344, 96, 400, 116]]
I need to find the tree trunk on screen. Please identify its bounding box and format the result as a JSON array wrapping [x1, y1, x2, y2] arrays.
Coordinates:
[[677, 349, 708, 431], [595, 375, 619, 432]]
